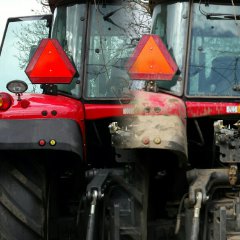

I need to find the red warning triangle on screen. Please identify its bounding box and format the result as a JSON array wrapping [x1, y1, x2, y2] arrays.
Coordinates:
[[127, 34, 178, 80], [25, 39, 76, 84]]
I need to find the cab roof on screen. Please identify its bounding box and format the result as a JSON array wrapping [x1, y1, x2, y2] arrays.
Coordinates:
[[47, 0, 135, 12], [47, 0, 80, 12]]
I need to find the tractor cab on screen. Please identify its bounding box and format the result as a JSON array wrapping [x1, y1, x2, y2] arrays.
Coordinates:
[[50, 0, 139, 99], [150, 0, 240, 99], [0, 0, 150, 101]]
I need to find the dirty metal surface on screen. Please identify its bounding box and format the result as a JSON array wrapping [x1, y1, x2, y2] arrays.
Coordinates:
[[128, 115, 187, 154], [118, 90, 188, 159]]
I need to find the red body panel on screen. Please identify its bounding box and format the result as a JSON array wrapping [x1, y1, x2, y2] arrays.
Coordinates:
[[84, 91, 187, 122], [0, 94, 84, 122], [84, 104, 129, 120], [0, 92, 189, 159], [133, 91, 186, 123], [123, 91, 188, 159], [1, 94, 130, 121], [186, 101, 240, 118], [0, 94, 85, 146], [1, 93, 186, 121], [1, 93, 87, 156], [0, 94, 134, 155]]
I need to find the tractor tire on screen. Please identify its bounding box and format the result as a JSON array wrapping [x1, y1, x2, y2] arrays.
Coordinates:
[[0, 158, 46, 240]]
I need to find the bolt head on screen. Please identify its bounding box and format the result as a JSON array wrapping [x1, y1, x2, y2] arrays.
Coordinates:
[[142, 137, 150, 145], [154, 137, 161, 144]]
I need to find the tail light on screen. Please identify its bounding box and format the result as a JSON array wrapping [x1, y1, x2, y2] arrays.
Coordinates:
[[0, 92, 12, 110]]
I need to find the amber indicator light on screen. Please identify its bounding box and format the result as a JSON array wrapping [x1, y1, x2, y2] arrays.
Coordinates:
[[127, 34, 178, 80], [49, 139, 56, 146]]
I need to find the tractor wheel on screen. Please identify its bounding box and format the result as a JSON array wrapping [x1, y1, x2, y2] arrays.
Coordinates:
[[0, 158, 46, 240], [103, 163, 149, 240]]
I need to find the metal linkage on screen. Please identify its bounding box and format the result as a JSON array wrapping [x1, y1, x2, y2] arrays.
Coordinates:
[[214, 120, 240, 163], [190, 192, 203, 240], [86, 169, 111, 200], [229, 164, 238, 186], [85, 169, 111, 240], [86, 190, 98, 240], [187, 168, 229, 204], [209, 192, 240, 240], [187, 167, 240, 240]]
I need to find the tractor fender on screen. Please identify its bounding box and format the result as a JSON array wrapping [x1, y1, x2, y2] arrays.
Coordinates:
[[113, 91, 187, 161], [0, 118, 83, 158], [119, 115, 187, 161]]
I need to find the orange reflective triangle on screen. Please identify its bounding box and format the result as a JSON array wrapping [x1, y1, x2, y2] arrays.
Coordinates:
[[127, 35, 178, 80], [25, 39, 76, 84]]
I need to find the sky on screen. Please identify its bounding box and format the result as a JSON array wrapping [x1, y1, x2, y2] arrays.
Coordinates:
[[0, 0, 45, 43]]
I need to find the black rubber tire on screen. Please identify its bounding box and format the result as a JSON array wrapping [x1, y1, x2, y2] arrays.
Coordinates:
[[0, 158, 46, 240]]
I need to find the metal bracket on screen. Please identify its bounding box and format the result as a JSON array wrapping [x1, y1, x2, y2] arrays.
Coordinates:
[[86, 169, 111, 200], [85, 169, 111, 240], [86, 190, 98, 240], [187, 168, 229, 204]]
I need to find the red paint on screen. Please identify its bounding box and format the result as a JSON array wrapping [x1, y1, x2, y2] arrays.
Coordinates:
[[186, 101, 240, 118], [84, 104, 128, 120], [84, 91, 186, 122], [133, 91, 186, 124], [25, 39, 76, 84], [0, 94, 84, 122], [0, 93, 85, 150], [0, 90, 188, 161], [20, 99, 30, 108]]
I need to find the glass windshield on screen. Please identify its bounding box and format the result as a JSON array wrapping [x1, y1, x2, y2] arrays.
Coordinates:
[[188, 3, 240, 97], [52, 4, 86, 98], [85, 1, 151, 99], [0, 16, 50, 93], [151, 2, 188, 95]]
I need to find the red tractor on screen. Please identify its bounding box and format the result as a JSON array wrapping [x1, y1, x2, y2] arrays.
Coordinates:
[[0, 0, 240, 239]]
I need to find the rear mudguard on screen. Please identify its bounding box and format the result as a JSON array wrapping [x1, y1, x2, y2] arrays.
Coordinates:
[[119, 91, 188, 161], [0, 94, 84, 158], [0, 118, 83, 158], [128, 115, 186, 154]]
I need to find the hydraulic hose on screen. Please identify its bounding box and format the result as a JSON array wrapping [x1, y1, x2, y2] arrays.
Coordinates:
[[175, 193, 188, 235]]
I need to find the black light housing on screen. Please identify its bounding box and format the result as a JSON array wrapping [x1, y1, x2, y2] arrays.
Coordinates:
[[6, 80, 28, 94]]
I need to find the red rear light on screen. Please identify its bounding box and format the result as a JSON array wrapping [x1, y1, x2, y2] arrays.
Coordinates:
[[0, 92, 12, 110], [25, 39, 76, 84]]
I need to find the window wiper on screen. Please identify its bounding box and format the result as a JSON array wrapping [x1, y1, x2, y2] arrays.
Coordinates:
[[206, 13, 240, 20], [103, 8, 122, 20]]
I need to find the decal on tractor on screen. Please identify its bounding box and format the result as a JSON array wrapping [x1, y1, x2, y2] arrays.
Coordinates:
[[226, 105, 239, 113]]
